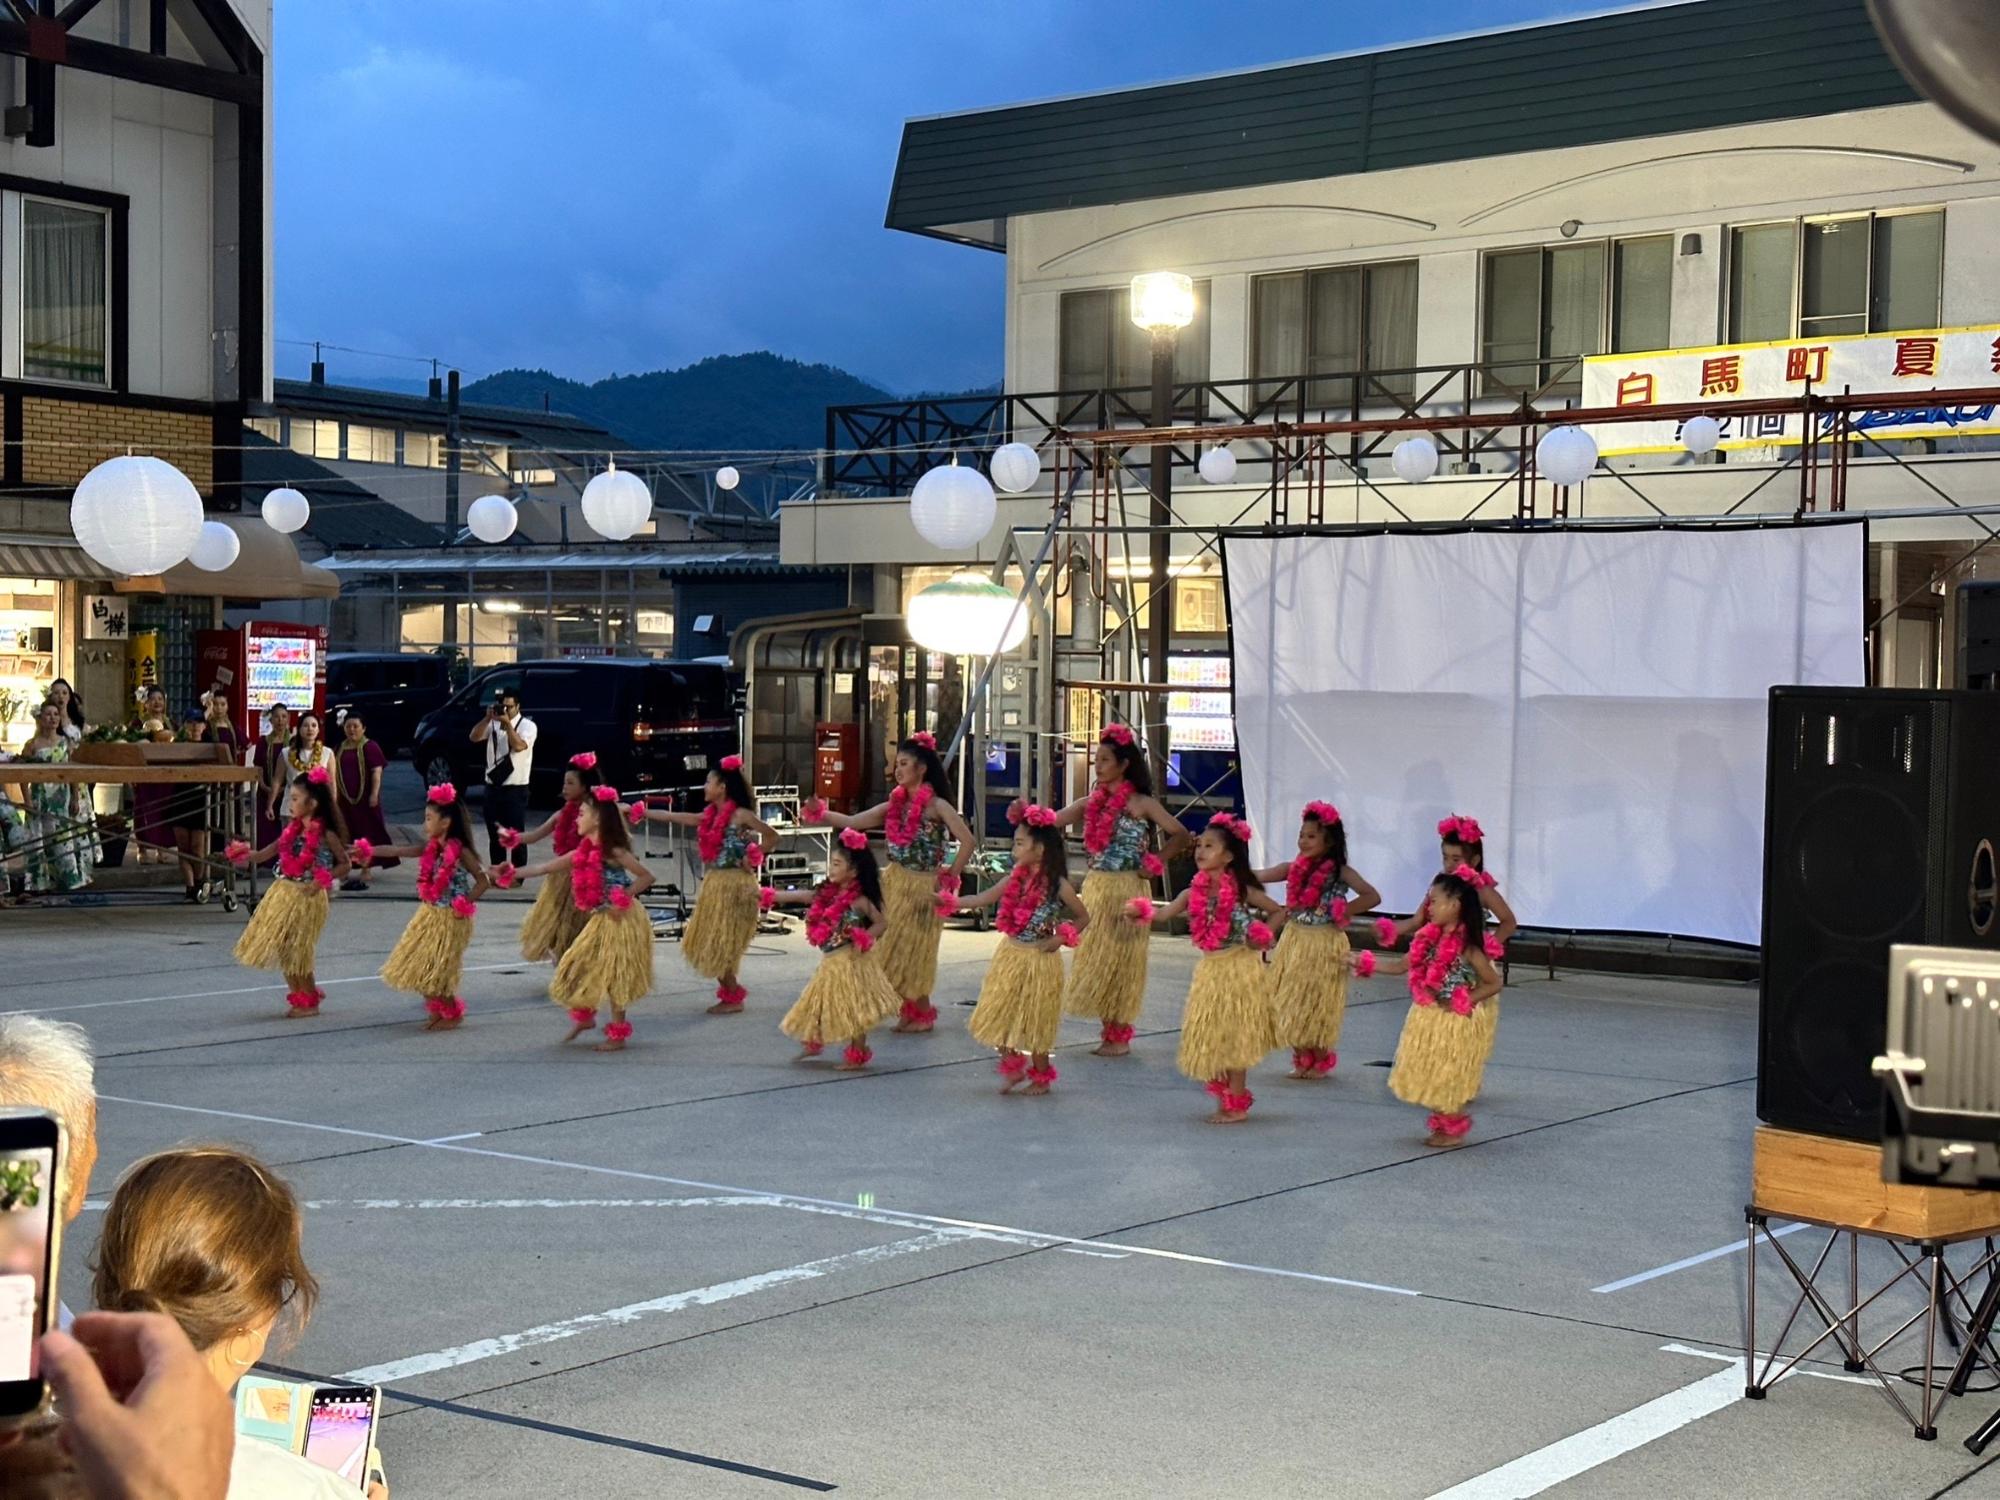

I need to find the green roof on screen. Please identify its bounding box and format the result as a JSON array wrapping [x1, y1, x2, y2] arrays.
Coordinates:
[[886, 0, 1920, 250]]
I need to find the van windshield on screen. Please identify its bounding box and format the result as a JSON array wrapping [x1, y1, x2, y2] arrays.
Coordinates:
[[630, 668, 730, 725]]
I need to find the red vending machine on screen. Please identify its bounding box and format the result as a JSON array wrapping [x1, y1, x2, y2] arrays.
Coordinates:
[[197, 622, 327, 743]]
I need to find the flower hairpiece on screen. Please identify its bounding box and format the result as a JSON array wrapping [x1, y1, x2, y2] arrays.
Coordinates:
[[592, 785, 619, 803], [306, 766, 330, 786], [1100, 724, 1136, 747], [1450, 862, 1481, 884], [569, 751, 598, 771], [840, 827, 868, 851], [1303, 800, 1340, 825], [428, 782, 456, 805], [1208, 812, 1253, 843], [1020, 805, 1057, 828], [908, 731, 937, 751], [1438, 814, 1484, 844], [720, 754, 743, 772]]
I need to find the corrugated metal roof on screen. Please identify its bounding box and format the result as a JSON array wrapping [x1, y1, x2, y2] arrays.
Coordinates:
[[317, 547, 787, 573], [886, 0, 1920, 249]]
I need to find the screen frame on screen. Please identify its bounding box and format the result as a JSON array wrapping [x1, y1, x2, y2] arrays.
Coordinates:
[[302, 1383, 381, 1486], [0, 1109, 63, 1422]]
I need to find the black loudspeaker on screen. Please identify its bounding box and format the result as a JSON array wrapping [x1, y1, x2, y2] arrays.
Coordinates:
[[1758, 687, 2000, 1141], [1958, 581, 2000, 690]]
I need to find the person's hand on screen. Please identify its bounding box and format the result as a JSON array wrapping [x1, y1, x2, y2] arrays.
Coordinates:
[[40, 1312, 232, 1500]]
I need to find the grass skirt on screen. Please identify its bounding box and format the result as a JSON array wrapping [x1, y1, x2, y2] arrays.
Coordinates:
[[381, 902, 473, 997], [1388, 999, 1501, 1115], [779, 946, 901, 1043], [1064, 871, 1150, 1024], [682, 867, 759, 979], [1176, 945, 1278, 1081], [552, 907, 655, 1015], [1272, 922, 1351, 1051], [877, 861, 943, 1001], [968, 939, 1065, 1054], [519, 865, 585, 963], [233, 879, 328, 978]]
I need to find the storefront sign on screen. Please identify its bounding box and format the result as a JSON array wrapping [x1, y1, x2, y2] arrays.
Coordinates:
[[1582, 324, 2000, 456], [125, 631, 160, 702], [83, 594, 130, 641]]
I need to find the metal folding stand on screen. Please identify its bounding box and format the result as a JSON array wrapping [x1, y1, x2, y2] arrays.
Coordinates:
[[1745, 1209, 2000, 1440]]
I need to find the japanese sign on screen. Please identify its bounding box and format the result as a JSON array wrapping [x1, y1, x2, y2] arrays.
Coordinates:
[[1582, 324, 2000, 456], [124, 631, 159, 701], [82, 593, 129, 641]]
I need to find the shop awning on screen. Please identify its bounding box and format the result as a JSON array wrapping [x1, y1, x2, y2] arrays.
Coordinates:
[[118, 516, 339, 602], [0, 535, 106, 582]]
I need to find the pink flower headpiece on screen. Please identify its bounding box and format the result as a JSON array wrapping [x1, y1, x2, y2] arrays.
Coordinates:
[[427, 782, 456, 805], [1449, 862, 1482, 884], [839, 827, 868, 851], [1100, 724, 1136, 748], [592, 785, 619, 803], [1019, 805, 1057, 828], [306, 766, 330, 786], [720, 754, 743, 772], [1303, 800, 1340, 825], [908, 730, 936, 751], [569, 751, 598, 771], [1438, 814, 1484, 844], [1208, 812, 1253, 843]]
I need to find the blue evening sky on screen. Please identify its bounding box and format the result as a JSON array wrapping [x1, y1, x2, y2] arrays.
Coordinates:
[[273, 0, 1622, 394]]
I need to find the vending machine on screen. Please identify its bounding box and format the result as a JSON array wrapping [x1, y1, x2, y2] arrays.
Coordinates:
[[196, 622, 326, 743]]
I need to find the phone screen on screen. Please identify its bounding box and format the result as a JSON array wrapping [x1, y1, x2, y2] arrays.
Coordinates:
[[303, 1386, 377, 1487], [0, 1139, 57, 1399]]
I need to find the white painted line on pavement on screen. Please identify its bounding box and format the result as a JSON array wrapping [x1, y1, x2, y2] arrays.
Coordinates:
[[420, 1133, 484, 1144], [342, 1231, 962, 1384], [1591, 1222, 1808, 1293], [1659, 1341, 1876, 1386], [9, 962, 529, 1015]]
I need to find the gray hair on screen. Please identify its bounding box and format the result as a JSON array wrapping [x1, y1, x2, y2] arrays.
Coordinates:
[[0, 1016, 96, 1204]]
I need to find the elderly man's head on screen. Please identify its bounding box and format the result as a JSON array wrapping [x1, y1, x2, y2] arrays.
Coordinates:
[[0, 1017, 96, 1223]]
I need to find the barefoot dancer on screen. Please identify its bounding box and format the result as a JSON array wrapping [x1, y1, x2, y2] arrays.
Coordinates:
[[226, 769, 348, 1018], [363, 783, 489, 1030], [769, 829, 900, 1070], [509, 752, 601, 965], [1251, 801, 1380, 1079]]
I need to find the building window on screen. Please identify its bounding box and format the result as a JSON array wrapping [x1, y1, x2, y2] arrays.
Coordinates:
[[347, 425, 396, 464], [1058, 283, 1211, 407], [21, 198, 108, 386], [1481, 237, 1669, 392], [288, 418, 340, 461], [1173, 574, 1226, 634], [244, 416, 281, 443], [512, 465, 557, 488], [402, 432, 441, 468], [1252, 260, 1418, 409], [1729, 210, 1943, 343]]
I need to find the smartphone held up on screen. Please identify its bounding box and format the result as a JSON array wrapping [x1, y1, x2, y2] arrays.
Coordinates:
[[0, 1108, 63, 1421]]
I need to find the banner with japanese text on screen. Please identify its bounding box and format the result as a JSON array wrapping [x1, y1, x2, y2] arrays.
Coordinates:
[[1581, 324, 2000, 456]]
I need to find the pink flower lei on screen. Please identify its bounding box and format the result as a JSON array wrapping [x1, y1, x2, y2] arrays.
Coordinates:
[[884, 781, 935, 849], [1186, 869, 1239, 953], [1285, 854, 1339, 915], [1083, 777, 1136, 856], [552, 799, 583, 855], [697, 800, 736, 863], [1406, 921, 1473, 1012], [416, 836, 462, 906], [805, 878, 862, 948], [570, 835, 607, 912], [275, 819, 322, 882], [994, 864, 1050, 938]]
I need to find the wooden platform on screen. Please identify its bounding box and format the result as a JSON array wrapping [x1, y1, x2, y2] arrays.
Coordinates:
[[1753, 1125, 2000, 1241]]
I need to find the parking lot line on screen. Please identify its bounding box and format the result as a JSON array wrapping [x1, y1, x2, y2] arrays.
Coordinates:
[[1591, 1223, 1807, 1293]]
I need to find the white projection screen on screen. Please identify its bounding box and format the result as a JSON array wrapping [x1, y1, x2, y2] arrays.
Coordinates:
[[1223, 524, 1867, 944]]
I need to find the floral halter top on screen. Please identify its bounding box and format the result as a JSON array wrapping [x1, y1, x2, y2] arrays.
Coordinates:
[[709, 820, 754, 871], [1291, 871, 1353, 928], [815, 904, 864, 954], [282, 839, 336, 886], [1008, 890, 1067, 946], [1210, 901, 1255, 949], [423, 858, 478, 909], [1090, 812, 1150, 874], [888, 816, 949, 873], [583, 863, 635, 913]]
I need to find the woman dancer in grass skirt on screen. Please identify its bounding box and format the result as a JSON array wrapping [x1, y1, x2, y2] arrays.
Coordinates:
[[1052, 724, 1188, 1056], [363, 783, 489, 1031], [507, 751, 601, 965], [1129, 813, 1282, 1123], [226, 768, 349, 1018], [804, 730, 973, 1033], [513, 786, 656, 1052], [954, 806, 1088, 1096], [769, 828, 901, 1070], [1251, 801, 1382, 1080], [1360, 866, 1505, 1147], [632, 755, 776, 1013]]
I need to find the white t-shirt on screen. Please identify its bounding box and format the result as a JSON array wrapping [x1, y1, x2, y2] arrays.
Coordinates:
[[229, 1433, 368, 1500], [484, 713, 536, 787]]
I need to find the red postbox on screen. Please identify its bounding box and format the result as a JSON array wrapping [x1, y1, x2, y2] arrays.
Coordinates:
[[814, 721, 861, 812]]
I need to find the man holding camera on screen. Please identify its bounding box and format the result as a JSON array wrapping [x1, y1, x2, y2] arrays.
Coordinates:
[[469, 689, 535, 868]]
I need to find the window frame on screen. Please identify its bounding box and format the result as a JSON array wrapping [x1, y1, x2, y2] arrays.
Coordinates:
[[0, 178, 126, 392], [1478, 234, 1672, 395], [1727, 207, 1945, 343], [1250, 257, 1422, 411], [1056, 282, 1212, 416]]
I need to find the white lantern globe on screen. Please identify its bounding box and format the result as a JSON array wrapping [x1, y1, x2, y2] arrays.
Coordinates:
[[580, 465, 651, 541], [1197, 444, 1237, 485], [467, 493, 518, 544], [260, 486, 310, 535], [1681, 415, 1722, 456], [989, 442, 1041, 494], [71, 456, 204, 576], [187, 520, 241, 572], [715, 465, 740, 492], [1391, 437, 1440, 484], [1536, 425, 1598, 487], [909, 460, 997, 550], [908, 571, 1029, 656]]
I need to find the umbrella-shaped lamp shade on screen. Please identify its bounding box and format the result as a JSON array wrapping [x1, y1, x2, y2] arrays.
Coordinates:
[[907, 572, 1029, 656], [71, 456, 205, 576]]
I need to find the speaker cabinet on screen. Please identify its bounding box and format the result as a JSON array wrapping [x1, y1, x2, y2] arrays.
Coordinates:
[[1958, 580, 2000, 689], [1758, 687, 2000, 1141]]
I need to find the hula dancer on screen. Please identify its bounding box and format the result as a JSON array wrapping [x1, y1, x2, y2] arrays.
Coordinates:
[[1251, 801, 1381, 1079], [1360, 866, 1505, 1147], [226, 768, 349, 1018], [362, 783, 489, 1030], [1386, 814, 1518, 953], [1053, 724, 1188, 1056], [508, 751, 601, 965], [769, 828, 901, 1069], [1128, 813, 1282, 1123], [632, 755, 776, 1013], [953, 806, 1087, 1096], [803, 730, 974, 1033], [512, 786, 656, 1051]]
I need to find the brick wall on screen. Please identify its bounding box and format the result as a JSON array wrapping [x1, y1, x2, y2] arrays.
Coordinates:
[[21, 398, 214, 495]]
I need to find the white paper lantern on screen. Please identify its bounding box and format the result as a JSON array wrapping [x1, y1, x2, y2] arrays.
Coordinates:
[[187, 520, 241, 572], [909, 460, 997, 550], [908, 571, 1029, 655], [989, 442, 1041, 494], [1391, 437, 1440, 484], [467, 493, 518, 544], [1681, 415, 1722, 456], [1197, 444, 1237, 485], [715, 465, 740, 491], [260, 486, 310, 535], [71, 456, 204, 576], [580, 465, 652, 541], [1535, 425, 1598, 487]]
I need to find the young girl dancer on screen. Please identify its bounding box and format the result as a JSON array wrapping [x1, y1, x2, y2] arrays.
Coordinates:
[[512, 786, 656, 1051], [1054, 724, 1189, 1056], [1360, 866, 1505, 1146], [954, 806, 1088, 1096], [768, 828, 901, 1069], [1129, 813, 1282, 1123], [1252, 802, 1382, 1079], [361, 784, 489, 1031], [226, 769, 349, 1018], [804, 731, 974, 1033], [508, 751, 601, 966], [1386, 814, 1519, 953], [633, 756, 776, 1013]]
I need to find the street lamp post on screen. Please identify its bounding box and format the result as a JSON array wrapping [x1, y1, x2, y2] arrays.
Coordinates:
[[1129, 271, 1195, 790]]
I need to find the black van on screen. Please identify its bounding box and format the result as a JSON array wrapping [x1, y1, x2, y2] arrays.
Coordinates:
[[326, 653, 453, 753], [409, 659, 737, 807]]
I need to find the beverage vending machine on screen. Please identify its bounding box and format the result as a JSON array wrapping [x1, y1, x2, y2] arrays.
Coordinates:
[[196, 622, 326, 743]]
